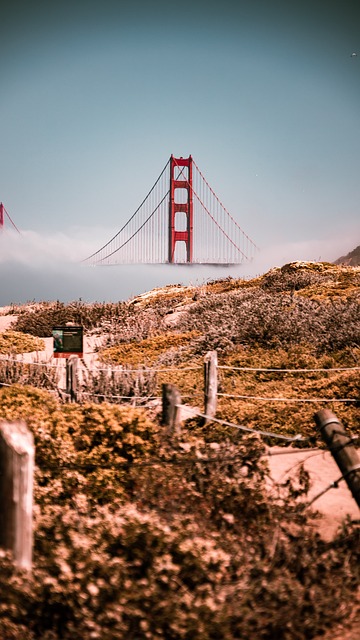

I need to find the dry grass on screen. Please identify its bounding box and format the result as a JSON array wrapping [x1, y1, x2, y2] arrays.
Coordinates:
[[0, 358, 59, 390], [217, 346, 359, 442], [0, 330, 45, 354], [100, 330, 200, 366]]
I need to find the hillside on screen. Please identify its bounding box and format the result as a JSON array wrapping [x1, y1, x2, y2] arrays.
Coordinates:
[[0, 261, 359, 640], [335, 244, 360, 266]]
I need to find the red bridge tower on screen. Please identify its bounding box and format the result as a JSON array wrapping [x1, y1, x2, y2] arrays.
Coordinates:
[[168, 155, 193, 263]]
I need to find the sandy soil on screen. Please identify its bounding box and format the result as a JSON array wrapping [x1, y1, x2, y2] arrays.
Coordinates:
[[0, 314, 17, 332], [267, 446, 359, 539]]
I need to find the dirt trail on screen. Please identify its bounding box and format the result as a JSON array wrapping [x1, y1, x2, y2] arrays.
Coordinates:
[[268, 446, 359, 539]]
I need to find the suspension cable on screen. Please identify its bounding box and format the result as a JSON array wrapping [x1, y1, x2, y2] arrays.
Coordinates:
[[82, 159, 170, 262], [171, 162, 249, 261], [3, 205, 21, 234], [192, 189, 248, 260], [93, 191, 170, 264], [192, 159, 258, 249]]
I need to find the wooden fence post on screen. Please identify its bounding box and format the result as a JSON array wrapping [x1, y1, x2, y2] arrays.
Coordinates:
[[204, 351, 218, 423], [0, 421, 34, 570], [66, 355, 78, 402], [314, 409, 360, 509], [161, 384, 182, 435]]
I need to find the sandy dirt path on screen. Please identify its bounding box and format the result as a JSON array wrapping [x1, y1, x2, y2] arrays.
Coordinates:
[[267, 446, 359, 539]]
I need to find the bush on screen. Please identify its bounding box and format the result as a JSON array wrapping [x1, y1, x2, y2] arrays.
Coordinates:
[[100, 331, 200, 366], [177, 289, 360, 355], [0, 331, 45, 354], [12, 301, 127, 337], [0, 387, 359, 639]]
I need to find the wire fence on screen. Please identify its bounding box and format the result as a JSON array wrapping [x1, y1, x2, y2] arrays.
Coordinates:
[[218, 364, 360, 373], [217, 392, 358, 403], [0, 350, 359, 516], [0, 350, 358, 406], [178, 405, 305, 441]]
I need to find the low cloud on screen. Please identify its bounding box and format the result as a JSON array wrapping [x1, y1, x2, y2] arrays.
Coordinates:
[[0, 227, 357, 307], [241, 236, 353, 279], [0, 227, 111, 266]]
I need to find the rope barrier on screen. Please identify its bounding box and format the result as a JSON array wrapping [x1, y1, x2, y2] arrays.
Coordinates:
[[0, 355, 62, 369], [267, 448, 320, 456], [217, 392, 358, 403], [305, 466, 360, 507], [80, 391, 162, 401], [1, 355, 357, 375], [79, 364, 202, 373], [79, 391, 200, 402], [218, 364, 360, 373], [176, 404, 305, 442]]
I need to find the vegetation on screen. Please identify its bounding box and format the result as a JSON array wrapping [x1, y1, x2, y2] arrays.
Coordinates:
[[12, 300, 127, 337], [0, 330, 45, 354], [0, 262, 359, 638], [80, 363, 159, 406], [0, 358, 59, 391], [101, 331, 200, 366], [0, 385, 359, 640]]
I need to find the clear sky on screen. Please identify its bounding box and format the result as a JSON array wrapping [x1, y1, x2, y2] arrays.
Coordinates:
[[0, 0, 359, 305]]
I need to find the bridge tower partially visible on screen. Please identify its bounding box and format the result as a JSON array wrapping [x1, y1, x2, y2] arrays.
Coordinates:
[[168, 155, 193, 263], [0, 203, 20, 233]]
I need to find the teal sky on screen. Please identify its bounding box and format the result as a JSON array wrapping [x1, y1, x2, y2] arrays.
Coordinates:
[[0, 0, 359, 304]]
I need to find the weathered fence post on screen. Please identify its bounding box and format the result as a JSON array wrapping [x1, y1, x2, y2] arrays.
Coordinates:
[[66, 355, 78, 402], [314, 409, 360, 509], [162, 384, 182, 435], [204, 351, 218, 423], [0, 421, 34, 570]]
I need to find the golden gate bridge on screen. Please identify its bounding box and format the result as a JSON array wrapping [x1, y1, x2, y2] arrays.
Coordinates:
[[83, 155, 258, 266]]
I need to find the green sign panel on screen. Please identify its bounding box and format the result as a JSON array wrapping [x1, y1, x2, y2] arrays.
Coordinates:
[[52, 325, 83, 357]]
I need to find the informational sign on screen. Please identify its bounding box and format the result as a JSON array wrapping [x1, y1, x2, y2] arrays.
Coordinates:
[[52, 325, 83, 358]]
